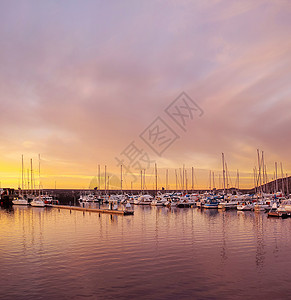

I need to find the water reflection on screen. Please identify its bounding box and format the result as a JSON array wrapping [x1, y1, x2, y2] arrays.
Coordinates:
[[0, 206, 290, 299]]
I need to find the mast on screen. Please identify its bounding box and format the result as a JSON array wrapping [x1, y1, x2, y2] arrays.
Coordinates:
[[253, 167, 257, 194], [38, 154, 41, 196], [261, 151, 265, 192], [257, 149, 261, 194], [27, 169, 30, 191], [31, 159, 33, 195], [120, 164, 123, 194], [143, 169, 145, 192], [185, 170, 188, 194], [225, 163, 229, 192], [155, 163, 158, 195], [175, 169, 178, 191], [209, 170, 211, 192], [222, 153, 226, 195], [182, 164, 185, 194], [140, 170, 143, 194], [286, 173, 289, 196], [166, 169, 168, 193], [275, 162, 278, 192], [237, 169, 239, 190], [212, 171, 215, 192], [280, 162, 284, 194], [265, 165, 268, 193], [98, 164, 100, 195], [21, 154, 24, 192], [191, 167, 194, 192], [104, 165, 107, 195]]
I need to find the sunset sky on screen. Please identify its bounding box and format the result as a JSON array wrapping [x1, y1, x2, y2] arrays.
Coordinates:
[[0, 0, 291, 190]]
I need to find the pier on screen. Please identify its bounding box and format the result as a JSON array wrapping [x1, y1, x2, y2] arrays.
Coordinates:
[[51, 205, 134, 215]]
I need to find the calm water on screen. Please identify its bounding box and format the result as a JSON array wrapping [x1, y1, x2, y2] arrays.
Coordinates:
[[0, 205, 290, 300]]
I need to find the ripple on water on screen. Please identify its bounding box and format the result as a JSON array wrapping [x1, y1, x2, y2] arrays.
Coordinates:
[[0, 206, 291, 299]]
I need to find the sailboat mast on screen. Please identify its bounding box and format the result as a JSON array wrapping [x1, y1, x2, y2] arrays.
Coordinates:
[[155, 163, 158, 196], [182, 164, 185, 193], [253, 167, 257, 194], [191, 167, 194, 192], [212, 171, 215, 192], [275, 162, 278, 192], [225, 163, 229, 192], [258, 149, 264, 197], [140, 170, 143, 194], [120, 164, 123, 194], [104, 165, 107, 195], [222, 153, 226, 195], [31, 159, 33, 195], [265, 165, 269, 193], [143, 169, 145, 192], [166, 169, 168, 193], [27, 169, 30, 191], [262, 151, 266, 192], [286, 173, 289, 196], [38, 154, 41, 196], [21, 154, 24, 192], [237, 169, 239, 190], [185, 170, 188, 194], [175, 169, 178, 191], [280, 162, 284, 194], [98, 164, 100, 195]]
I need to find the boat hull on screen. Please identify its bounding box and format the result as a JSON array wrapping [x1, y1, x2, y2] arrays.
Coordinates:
[[12, 200, 28, 205]]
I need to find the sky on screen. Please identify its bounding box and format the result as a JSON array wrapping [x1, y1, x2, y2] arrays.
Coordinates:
[[0, 0, 291, 190]]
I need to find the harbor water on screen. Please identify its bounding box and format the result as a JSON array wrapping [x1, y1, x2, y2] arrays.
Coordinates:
[[0, 205, 290, 299]]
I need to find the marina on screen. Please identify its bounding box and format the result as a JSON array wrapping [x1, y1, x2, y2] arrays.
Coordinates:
[[1, 1, 291, 299], [0, 203, 290, 299]]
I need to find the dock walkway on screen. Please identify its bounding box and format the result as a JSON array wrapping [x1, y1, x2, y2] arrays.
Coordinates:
[[51, 205, 134, 215]]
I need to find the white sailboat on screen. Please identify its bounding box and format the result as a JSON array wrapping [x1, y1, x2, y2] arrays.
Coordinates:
[[30, 154, 45, 207], [13, 155, 28, 206]]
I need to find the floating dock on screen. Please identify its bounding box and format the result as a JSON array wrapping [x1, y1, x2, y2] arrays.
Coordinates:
[[51, 205, 134, 215]]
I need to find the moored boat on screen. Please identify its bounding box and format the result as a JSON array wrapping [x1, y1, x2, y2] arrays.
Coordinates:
[[12, 195, 28, 206], [30, 197, 45, 207]]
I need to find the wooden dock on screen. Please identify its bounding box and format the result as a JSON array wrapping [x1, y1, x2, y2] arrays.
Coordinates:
[[51, 205, 134, 215]]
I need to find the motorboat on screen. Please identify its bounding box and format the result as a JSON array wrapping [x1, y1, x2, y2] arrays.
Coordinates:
[[237, 202, 253, 211], [135, 194, 153, 205], [42, 195, 59, 205], [278, 199, 291, 214], [12, 195, 28, 206], [203, 197, 219, 209], [218, 199, 238, 209], [151, 195, 168, 206], [79, 194, 95, 202], [30, 197, 45, 207], [109, 194, 126, 203], [268, 202, 288, 218]]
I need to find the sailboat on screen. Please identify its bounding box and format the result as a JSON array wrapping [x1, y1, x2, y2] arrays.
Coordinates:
[[13, 155, 28, 206], [254, 150, 271, 211], [30, 154, 45, 207]]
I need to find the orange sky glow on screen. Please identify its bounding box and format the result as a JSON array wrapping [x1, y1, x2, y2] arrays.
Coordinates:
[[0, 1, 291, 190]]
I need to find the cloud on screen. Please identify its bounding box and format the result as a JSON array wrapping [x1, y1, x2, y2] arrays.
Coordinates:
[[0, 0, 291, 188]]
